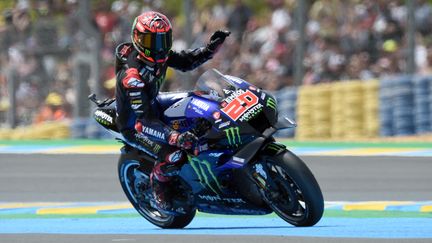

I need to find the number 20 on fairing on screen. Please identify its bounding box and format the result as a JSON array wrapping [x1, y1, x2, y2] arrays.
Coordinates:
[[221, 90, 258, 121]]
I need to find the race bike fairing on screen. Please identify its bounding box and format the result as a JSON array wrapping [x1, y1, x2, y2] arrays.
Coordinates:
[[89, 68, 324, 229]]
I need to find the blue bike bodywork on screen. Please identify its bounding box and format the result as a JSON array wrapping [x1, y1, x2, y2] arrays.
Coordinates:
[[90, 69, 323, 229]]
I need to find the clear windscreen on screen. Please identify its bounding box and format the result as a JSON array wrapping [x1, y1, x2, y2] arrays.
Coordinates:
[[195, 69, 243, 99]]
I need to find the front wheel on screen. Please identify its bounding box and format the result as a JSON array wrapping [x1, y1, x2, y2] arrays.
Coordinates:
[[253, 150, 324, 226], [118, 153, 196, 229]]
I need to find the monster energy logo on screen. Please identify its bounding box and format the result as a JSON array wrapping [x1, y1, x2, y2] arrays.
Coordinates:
[[266, 97, 277, 110], [224, 127, 241, 146], [266, 143, 285, 153], [144, 49, 151, 57], [188, 156, 222, 194]]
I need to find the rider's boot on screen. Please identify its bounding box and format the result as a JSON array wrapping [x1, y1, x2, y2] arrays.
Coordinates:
[[150, 150, 186, 212]]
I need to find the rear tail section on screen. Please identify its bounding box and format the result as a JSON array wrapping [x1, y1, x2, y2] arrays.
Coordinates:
[[89, 94, 121, 137]]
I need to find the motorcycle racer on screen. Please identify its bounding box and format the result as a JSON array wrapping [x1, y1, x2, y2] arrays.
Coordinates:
[[114, 10, 230, 213]]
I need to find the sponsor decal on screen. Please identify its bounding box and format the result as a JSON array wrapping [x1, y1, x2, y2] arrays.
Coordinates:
[[128, 91, 141, 97], [188, 156, 222, 194], [167, 150, 183, 163], [171, 120, 180, 130], [209, 152, 224, 157], [266, 143, 286, 154], [131, 104, 142, 110], [221, 90, 259, 121], [238, 103, 263, 122], [142, 126, 166, 140], [144, 49, 151, 57], [126, 78, 144, 88], [254, 163, 267, 179], [233, 156, 245, 164], [138, 66, 165, 91], [260, 92, 266, 100], [224, 127, 241, 146], [249, 85, 257, 91], [170, 101, 182, 109], [199, 143, 209, 152], [253, 163, 268, 188], [120, 45, 132, 56], [213, 111, 220, 120], [168, 133, 179, 146], [266, 97, 277, 110], [218, 121, 231, 129], [171, 119, 187, 130], [198, 194, 246, 204], [191, 98, 210, 111], [134, 133, 161, 154], [94, 110, 113, 124], [223, 89, 233, 95], [223, 89, 245, 104], [192, 106, 204, 115], [131, 99, 142, 104]]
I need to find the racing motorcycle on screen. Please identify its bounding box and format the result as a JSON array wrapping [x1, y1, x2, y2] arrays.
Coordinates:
[[89, 69, 324, 229]]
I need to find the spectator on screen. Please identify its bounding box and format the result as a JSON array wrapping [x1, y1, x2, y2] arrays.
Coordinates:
[[33, 92, 68, 124], [2, 0, 432, 127], [227, 0, 252, 42]]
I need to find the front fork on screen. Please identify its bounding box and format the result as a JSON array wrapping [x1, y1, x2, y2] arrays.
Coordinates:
[[247, 141, 287, 198], [248, 158, 281, 203]]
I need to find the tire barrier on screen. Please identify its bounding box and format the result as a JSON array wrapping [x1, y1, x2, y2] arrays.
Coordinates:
[[70, 118, 114, 139], [0, 121, 70, 140], [295, 85, 315, 139], [379, 75, 432, 137], [1, 74, 430, 140], [363, 80, 380, 138], [273, 87, 298, 138], [414, 76, 431, 134], [293, 80, 379, 140]]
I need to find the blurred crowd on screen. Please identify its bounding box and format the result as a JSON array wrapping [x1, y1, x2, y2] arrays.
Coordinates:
[[1, 0, 432, 126]]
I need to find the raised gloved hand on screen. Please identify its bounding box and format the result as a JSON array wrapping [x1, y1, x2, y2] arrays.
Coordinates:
[[207, 30, 231, 53], [169, 131, 198, 150]]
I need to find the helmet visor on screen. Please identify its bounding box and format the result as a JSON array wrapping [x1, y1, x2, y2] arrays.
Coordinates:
[[135, 30, 172, 55]]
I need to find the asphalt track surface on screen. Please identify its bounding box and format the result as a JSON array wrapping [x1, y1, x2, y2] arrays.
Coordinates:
[[1, 154, 431, 243]]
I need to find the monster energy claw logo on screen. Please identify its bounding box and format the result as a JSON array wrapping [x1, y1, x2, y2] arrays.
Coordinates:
[[224, 127, 241, 146], [266, 143, 285, 153], [266, 97, 277, 110], [188, 156, 222, 194], [144, 49, 151, 57]]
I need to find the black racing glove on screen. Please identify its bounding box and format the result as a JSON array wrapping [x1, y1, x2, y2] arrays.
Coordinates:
[[168, 131, 198, 150], [207, 30, 231, 53]]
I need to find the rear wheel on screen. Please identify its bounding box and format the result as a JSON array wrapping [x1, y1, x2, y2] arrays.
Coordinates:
[[118, 153, 196, 229], [253, 150, 324, 226]]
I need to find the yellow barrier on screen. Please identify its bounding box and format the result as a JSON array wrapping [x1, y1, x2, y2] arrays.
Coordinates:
[[296, 84, 332, 139], [296, 80, 379, 140], [0, 121, 70, 140]]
